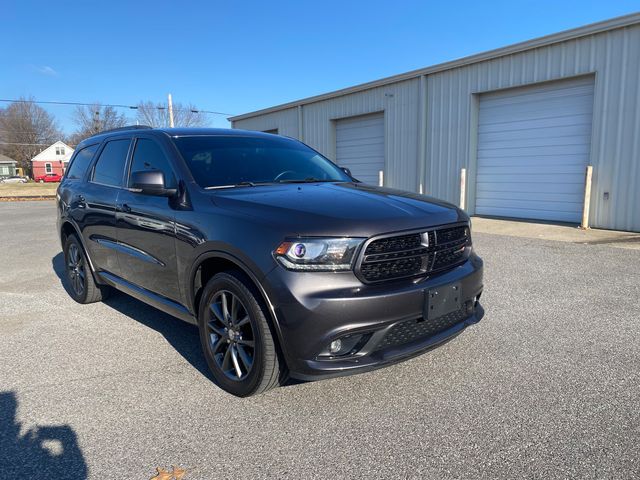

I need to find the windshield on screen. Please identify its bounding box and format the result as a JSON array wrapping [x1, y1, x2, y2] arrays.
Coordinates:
[[172, 135, 352, 188]]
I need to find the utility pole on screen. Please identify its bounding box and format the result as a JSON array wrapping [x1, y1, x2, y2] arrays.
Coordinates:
[[168, 93, 175, 128], [93, 109, 100, 134]]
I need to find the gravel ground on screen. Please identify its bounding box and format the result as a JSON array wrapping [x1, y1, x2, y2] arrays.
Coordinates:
[[1, 201, 639, 479]]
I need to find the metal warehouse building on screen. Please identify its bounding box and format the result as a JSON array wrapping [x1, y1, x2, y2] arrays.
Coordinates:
[[230, 13, 640, 232]]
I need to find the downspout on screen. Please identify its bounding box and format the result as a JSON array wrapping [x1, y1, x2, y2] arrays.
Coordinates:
[[418, 74, 428, 194]]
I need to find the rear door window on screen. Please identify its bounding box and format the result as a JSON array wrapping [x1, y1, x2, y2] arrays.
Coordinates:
[[92, 139, 131, 187], [66, 144, 99, 180]]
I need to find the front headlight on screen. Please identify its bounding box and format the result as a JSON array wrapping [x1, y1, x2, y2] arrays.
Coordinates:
[[274, 237, 364, 271]]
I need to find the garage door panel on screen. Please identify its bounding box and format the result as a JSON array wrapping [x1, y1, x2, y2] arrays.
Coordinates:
[[479, 124, 591, 142], [480, 92, 593, 115], [337, 132, 385, 142], [337, 116, 385, 128], [480, 105, 592, 126], [477, 173, 585, 185], [478, 164, 587, 175], [476, 190, 584, 203], [478, 134, 592, 150], [475, 205, 582, 222], [337, 138, 384, 147], [478, 114, 593, 134], [336, 113, 384, 186], [476, 77, 594, 223], [478, 154, 589, 168], [476, 181, 585, 195], [477, 197, 582, 212], [480, 92, 594, 115], [478, 144, 590, 158], [336, 143, 384, 154], [480, 81, 594, 105]]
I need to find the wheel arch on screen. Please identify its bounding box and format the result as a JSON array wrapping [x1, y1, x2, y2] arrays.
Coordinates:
[[59, 219, 98, 274], [189, 252, 286, 360]]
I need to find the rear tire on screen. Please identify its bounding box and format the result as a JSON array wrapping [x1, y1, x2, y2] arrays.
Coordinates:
[[62, 235, 110, 304], [198, 271, 282, 397]]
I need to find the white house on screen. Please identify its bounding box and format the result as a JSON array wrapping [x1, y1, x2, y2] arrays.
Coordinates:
[[31, 141, 74, 178]]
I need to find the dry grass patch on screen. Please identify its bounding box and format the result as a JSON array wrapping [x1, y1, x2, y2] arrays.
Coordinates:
[[0, 183, 58, 198]]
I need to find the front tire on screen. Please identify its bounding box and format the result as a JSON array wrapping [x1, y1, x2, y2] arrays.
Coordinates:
[[198, 271, 282, 397], [62, 235, 109, 304]]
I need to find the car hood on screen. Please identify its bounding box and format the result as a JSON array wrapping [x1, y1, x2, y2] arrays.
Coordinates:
[[207, 182, 466, 237]]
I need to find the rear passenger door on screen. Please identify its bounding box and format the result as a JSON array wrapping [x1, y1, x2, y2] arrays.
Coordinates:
[[115, 136, 180, 301], [79, 137, 132, 276]]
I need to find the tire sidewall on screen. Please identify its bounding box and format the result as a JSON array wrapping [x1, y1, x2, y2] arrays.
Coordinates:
[[63, 236, 89, 303], [198, 272, 270, 397]]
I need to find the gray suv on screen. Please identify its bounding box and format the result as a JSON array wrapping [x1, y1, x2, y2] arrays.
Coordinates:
[[56, 126, 484, 397]]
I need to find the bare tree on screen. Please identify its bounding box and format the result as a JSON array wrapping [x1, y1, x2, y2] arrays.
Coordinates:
[[136, 101, 208, 128], [69, 103, 128, 145], [0, 97, 62, 175]]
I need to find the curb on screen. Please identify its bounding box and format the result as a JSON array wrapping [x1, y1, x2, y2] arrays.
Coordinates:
[[0, 196, 56, 202]]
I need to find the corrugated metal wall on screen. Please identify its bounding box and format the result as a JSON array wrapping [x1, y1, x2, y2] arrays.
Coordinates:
[[234, 80, 420, 192], [426, 25, 640, 232], [233, 23, 640, 232], [232, 107, 300, 138]]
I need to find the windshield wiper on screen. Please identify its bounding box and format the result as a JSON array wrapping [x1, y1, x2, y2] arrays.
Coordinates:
[[205, 181, 265, 190], [276, 177, 336, 184]]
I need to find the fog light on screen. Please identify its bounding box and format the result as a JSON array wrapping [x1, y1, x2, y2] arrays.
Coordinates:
[[319, 333, 371, 358]]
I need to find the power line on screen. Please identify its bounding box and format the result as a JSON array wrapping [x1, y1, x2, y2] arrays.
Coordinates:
[[0, 98, 235, 116], [0, 142, 55, 146]]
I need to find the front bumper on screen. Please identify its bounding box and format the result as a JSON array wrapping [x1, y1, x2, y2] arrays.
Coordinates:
[[264, 251, 484, 380]]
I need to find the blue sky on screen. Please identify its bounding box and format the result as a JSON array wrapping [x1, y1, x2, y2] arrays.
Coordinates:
[[2, 0, 639, 134]]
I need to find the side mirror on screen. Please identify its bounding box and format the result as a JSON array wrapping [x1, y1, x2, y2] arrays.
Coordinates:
[[130, 170, 177, 197], [341, 167, 353, 177]]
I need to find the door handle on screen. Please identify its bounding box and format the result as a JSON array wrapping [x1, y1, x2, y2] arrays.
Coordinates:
[[121, 203, 132, 213]]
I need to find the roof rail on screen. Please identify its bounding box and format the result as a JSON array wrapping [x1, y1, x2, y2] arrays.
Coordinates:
[[98, 125, 153, 134]]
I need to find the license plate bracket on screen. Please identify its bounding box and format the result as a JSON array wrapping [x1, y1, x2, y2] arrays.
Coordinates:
[[424, 282, 462, 320]]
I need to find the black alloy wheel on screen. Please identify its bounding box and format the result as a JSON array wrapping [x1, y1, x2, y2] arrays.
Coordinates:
[[206, 290, 255, 380], [66, 242, 86, 297], [62, 235, 109, 304], [198, 271, 282, 397]]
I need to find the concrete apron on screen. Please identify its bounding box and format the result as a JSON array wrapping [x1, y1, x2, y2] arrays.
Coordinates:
[[471, 216, 640, 250]]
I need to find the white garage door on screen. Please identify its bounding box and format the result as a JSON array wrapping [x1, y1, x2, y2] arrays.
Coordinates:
[[476, 77, 594, 223], [336, 113, 384, 185]]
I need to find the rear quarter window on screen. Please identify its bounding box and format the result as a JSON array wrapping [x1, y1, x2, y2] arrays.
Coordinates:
[[65, 144, 99, 180]]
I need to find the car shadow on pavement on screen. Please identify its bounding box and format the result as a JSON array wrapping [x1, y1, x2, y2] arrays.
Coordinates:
[[52, 252, 304, 389], [102, 293, 213, 379], [51, 252, 212, 381], [0, 391, 88, 479]]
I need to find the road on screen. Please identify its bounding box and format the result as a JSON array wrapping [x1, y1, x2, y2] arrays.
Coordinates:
[[1, 201, 638, 479]]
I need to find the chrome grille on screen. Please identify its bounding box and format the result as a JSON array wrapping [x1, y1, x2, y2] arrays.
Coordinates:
[[357, 224, 470, 283]]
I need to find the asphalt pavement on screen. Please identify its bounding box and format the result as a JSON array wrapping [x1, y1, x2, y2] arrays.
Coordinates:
[[1, 201, 638, 479]]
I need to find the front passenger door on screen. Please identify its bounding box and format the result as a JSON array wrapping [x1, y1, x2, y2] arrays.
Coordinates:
[[115, 137, 180, 301]]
